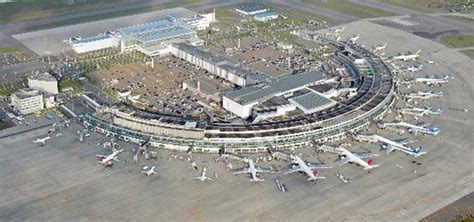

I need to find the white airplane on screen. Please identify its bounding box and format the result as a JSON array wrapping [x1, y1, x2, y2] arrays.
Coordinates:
[[379, 121, 440, 136], [141, 166, 157, 176], [332, 26, 345, 34], [233, 158, 275, 182], [397, 107, 442, 117], [338, 147, 380, 170], [347, 34, 360, 44], [33, 136, 51, 146], [393, 50, 421, 61], [406, 64, 423, 72], [372, 43, 388, 52], [194, 167, 212, 182], [355, 134, 426, 158], [415, 75, 451, 86], [404, 91, 444, 100], [284, 154, 332, 181], [96, 149, 124, 166]]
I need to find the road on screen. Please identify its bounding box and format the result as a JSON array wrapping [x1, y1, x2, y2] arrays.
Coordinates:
[[0, 0, 240, 36], [354, 0, 474, 33]]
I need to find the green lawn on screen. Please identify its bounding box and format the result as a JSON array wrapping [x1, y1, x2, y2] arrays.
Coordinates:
[[0, 86, 18, 96], [0, 47, 31, 58], [304, 0, 397, 18], [443, 15, 474, 25], [0, 0, 151, 23], [379, 0, 473, 13], [27, 0, 201, 31], [59, 78, 84, 92], [442, 34, 474, 48]]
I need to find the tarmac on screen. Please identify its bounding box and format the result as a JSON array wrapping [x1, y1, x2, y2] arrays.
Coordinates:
[[1, 21, 473, 222]]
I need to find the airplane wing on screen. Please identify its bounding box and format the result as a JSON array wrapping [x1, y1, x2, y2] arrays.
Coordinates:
[[284, 167, 301, 175], [355, 152, 378, 159], [96, 154, 107, 158], [233, 168, 250, 175], [255, 167, 275, 173], [338, 157, 351, 166], [385, 144, 395, 155], [113, 157, 120, 162], [394, 139, 415, 145], [307, 163, 332, 169]]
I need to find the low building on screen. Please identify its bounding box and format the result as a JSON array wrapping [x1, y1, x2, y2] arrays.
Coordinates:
[[69, 33, 120, 54], [182, 77, 230, 102], [28, 72, 59, 95], [254, 12, 279, 22], [66, 10, 215, 55], [10, 88, 44, 115], [171, 43, 269, 87], [236, 4, 268, 15], [223, 70, 327, 118]]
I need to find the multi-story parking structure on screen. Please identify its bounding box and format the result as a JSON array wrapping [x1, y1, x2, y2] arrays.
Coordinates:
[[83, 37, 395, 153]]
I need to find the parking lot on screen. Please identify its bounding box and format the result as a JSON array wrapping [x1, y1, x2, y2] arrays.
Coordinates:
[[94, 55, 233, 118]]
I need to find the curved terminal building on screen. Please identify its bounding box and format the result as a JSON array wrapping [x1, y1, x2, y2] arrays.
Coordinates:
[[83, 37, 395, 153]]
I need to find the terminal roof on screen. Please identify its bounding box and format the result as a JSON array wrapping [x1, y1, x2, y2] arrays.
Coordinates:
[[225, 70, 326, 105]]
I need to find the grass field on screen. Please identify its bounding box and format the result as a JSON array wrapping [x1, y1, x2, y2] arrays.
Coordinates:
[[442, 34, 474, 48], [0, 85, 18, 96], [0, 0, 148, 23], [379, 0, 473, 13], [0, 47, 31, 58], [265, 2, 334, 24], [26, 0, 201, 31], [59, 78, 84, 92], [304, 0, 397, 18], [443, 15, 474, 25]]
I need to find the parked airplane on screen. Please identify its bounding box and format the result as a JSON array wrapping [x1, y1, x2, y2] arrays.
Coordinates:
[[355, 134, 426, 158], [33, 136, 51, 146], [379, 121, 440, 136], [406, 64, 423, 72], [96, 149, 124, 166], [404, 91, 444, 100], [393, 50, 421, 61], [233, 158, 275, 182], [194, 167, 212, 182], [338, 147, 380, 170], [141, 166, 157, 176], [284, 154, 332, 181], [332, 26, 345, 34], [347, 34, 360, 44], [397, 107, 442, 117], [372, 43, 388, 52], [415, 75, 451, 86]]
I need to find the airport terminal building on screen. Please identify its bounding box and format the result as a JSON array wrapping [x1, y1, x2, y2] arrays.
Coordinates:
[[82, 37, 396, 153], [66, 11, 215, 55]]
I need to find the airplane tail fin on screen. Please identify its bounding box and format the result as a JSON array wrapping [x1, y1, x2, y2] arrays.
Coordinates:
[[383, 42, 388, 47], [415, 50, 422, 56], [367, 159, 374, 166], [250, 178, 264, 182]]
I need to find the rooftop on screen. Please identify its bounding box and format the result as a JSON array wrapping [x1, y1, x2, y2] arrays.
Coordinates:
[[225, 70, 327, 105], [255, 12, 278, 19], [236, 4, 268, 13], [289, 91, 335, 112], [118, 19, 194, 43], [28, 72, 57, 82], [71, 33, 112, 44]]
